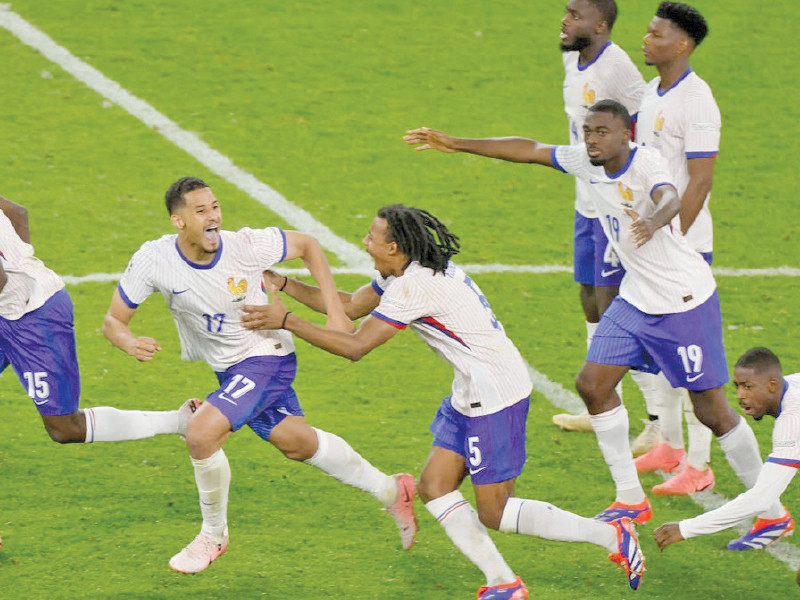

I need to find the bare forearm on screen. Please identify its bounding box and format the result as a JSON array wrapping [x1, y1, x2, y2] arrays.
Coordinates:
[[678, 181, 711, 234], [282, 277, 355, 317], [102, 313, 138, 356], [650, 187, 681, 230], [283, 313, 365, 361], [450, 136, 547, 163]]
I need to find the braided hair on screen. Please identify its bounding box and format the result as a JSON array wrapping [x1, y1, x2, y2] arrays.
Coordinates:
[[377, 204, 460, 274]]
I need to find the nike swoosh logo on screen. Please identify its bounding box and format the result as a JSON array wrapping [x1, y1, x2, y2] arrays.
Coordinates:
[[686, 373, 704, 383], [32, 397, 49, 406], [172, 289, 189, 295], [589, 179, 600, 184], [600, 269, 621, 277], [469, 466, 487, 475]]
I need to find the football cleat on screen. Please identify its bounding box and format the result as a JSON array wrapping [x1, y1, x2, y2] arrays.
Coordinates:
[[594, 497, 652, 525], [168, 532, 229, 574], [552, 412, 593, 432], [476, 575, 529, 599], [631, 419, 662, 457], [634, 442, 685, 474], [609, 517, 646, 590], [652, 463, 714, 496], [178, 398, 202, 438], [384, 473, 418, 550], [727, 508, 794, 551]]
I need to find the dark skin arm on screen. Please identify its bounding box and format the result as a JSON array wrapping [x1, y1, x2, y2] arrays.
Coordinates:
[[678, 157, 714, 234], [403, 127, 556, 166], [0, 194, 30, 243], [263, 270, 379, 320], [241, 286, 398, 362]]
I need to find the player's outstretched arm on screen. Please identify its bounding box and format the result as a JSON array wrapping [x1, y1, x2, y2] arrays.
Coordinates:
[[282, 231, 353, 332], [243, 289, 397, 361], [0, 194, 30, 243], [263, 270, 379, 320], [403, 127, 556, 165], [102, 288, 162, 362]]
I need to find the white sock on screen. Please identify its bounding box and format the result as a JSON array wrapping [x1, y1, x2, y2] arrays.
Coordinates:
[[683, 391, 712, 469], [586, 321, 598, 348], [83, 407, 180, 443], [629, 369, 660, 418], [717, 417, 785, 519], [304, 428, 396, 506], [426, 490, 516, 586], [589, 405, 644, 504], [651, 373, 684, 449], [499, 497, 617, 553], [192, 449, 231, 543]]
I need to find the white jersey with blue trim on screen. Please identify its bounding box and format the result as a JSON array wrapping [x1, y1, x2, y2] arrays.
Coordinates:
[[679, 374, 800, 539], [636, 69, 721, 253], [118, 228, 294, 371], [563, 41, 646, 218], [370, 261, 532, 418], [0, 209, 64, 320], [553, 143, 715, 314]]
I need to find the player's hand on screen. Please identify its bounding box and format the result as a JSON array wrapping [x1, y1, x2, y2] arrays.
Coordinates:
[[262, 269, 286, 290], [241, 284, 289, 330], [130, 336, 161, 362], [624, 207, 655, 248], [403, 127, 457, 152], [653, 522, 685, 550]]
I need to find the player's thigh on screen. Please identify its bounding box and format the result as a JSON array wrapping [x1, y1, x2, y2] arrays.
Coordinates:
[[418, 445, 468, 502], [688, 387, 739, 436], [268, 415, 318, 460], [0, 289, 80, 417], [639, 291, 728, 392], [186, 402, 233, 458]]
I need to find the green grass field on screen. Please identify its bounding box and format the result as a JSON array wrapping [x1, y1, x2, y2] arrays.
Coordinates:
[[1, 1, 799, 598]]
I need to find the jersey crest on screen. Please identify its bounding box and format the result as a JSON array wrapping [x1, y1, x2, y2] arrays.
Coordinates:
[[227, 277, 248, 302], [582, 82, 596, 107]]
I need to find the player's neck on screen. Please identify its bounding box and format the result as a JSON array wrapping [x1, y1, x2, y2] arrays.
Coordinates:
[[602, 147, 631, 175], [657, 59, 691, 91], [176, 237, 216, 265], [579, 37, 609, 64]]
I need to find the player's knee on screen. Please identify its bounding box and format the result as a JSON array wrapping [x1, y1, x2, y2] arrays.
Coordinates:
[[477, 508, 502, 531], [44, 422, 83, 444], [575, 371, 601, 404]]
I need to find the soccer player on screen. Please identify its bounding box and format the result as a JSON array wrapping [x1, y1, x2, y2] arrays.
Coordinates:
[[551, 0, 646, 435], [0, 193, 194, 444], [654, 348, 796, 567], [0, 193, 195, 550], [102, 177, 416, 574], [629, 1, 725, 500], [241, 204, 647, 598], [402, 99, 785, 529]]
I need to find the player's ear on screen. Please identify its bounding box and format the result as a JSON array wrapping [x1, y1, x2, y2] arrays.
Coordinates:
[[170, 213, 184, 230]]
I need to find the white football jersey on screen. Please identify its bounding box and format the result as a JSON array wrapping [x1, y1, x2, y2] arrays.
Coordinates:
[[636, 69, 720, 252], [371, 261, 532, 418], [563, 41, 646, 218], [0, 209, 64, 320], [679, 374, 800, 539], [118, 228, 294, 371], [767, 373, 800, 467], [553, 144, 716, 314]]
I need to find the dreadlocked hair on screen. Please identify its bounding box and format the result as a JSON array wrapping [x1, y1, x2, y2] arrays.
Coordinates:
[[377, 204, 460, 274]]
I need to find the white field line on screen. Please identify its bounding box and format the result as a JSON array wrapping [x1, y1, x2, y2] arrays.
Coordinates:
[[4, 1, 798, 573], [0, 4, 371, 270]]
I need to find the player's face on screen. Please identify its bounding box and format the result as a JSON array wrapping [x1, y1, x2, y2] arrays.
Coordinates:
[[642, 17, 687, 66], [560, 0, 603, 52], [363, 217, 398, 278], [172, 187, 222, 260], [733, 366, 781, 421], [582, 111, 630, 169]]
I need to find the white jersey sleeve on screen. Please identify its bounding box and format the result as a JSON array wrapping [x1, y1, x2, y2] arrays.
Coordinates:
[[678, 462, 796, 539], [683, 83, 721, 159], [118, 240, 159, 307], [0, 209, 65, 319]]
